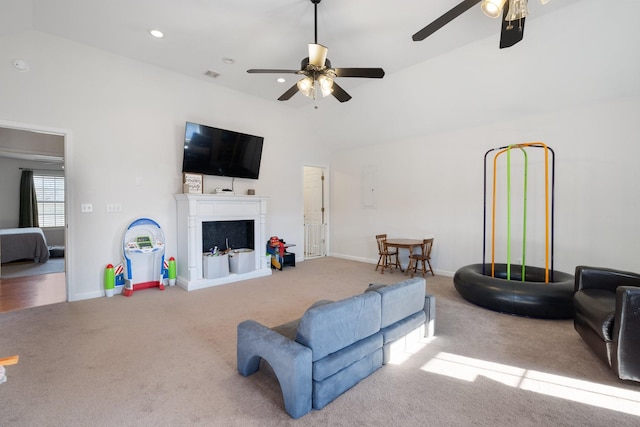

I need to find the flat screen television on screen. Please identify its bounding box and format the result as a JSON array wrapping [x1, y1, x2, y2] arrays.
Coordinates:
[[182, 121, 264, 179]]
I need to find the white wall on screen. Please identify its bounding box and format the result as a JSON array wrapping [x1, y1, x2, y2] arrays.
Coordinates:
[[328, 0, 640, 276], [0, 157, 28, 229], [0, 30, 331, 300], [330, 96, 640, 276], [0, 156, 63, 237]]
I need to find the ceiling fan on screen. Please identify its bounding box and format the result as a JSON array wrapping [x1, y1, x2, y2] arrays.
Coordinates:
[[247, 0, 385, 103], [412, 0, 549, 49]]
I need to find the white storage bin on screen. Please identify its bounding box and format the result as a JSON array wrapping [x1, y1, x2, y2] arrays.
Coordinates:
[[203, 253, 229, 279], [229, 249, 254, 274]]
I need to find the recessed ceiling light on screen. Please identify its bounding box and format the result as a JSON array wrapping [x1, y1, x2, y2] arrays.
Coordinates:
[[222, 57, 235, 65], [149, 29, 164, 38], [276, 77, 286, 83]]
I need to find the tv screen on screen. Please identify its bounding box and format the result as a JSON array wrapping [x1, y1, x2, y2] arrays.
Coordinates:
[[182, 121, 264, 179]]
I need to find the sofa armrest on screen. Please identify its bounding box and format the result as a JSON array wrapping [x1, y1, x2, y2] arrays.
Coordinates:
[[612, 286, 640, 382], [237, 320, 313, 418], [237, 320, 312, 375], [574, 266, 640, 293]]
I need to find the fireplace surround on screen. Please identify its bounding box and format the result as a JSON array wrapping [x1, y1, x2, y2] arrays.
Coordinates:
[[175, 194, 271, 291]]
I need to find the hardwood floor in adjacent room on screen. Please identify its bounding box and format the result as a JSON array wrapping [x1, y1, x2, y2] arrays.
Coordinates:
[[0, 273, 66, 313]]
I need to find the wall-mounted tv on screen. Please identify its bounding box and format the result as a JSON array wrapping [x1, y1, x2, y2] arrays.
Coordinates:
[[182, 121, 264, 180]]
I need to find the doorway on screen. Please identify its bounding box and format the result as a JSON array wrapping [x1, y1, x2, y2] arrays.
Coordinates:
[[0, 120, 69, 311], [303, 166, 327, 258]]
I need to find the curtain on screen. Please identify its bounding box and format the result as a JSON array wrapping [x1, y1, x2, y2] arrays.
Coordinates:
[[19, 169, 39, 228]]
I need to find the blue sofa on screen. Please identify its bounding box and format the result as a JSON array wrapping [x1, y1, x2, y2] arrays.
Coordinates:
[[237, 277, 435, 418]]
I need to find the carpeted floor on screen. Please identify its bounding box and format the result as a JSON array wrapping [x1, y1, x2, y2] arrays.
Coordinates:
[[0, 257, 638, 426], [0, 258, 65, 279]]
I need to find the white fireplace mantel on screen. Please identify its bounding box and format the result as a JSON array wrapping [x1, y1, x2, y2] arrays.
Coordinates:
[[175, 194, 271, 291]]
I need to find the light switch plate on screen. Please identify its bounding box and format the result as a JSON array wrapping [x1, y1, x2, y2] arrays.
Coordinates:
[[106, 203, 122, 213]]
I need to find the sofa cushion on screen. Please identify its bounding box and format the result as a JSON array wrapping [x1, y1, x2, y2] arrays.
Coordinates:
[[379, 310, 426, 344], [271, 300, 334, 340], [573, 289, 616, 341], [296, 292, 382, 361], [313, 332, 382, 382], [312, 347, 383, 410], [372, 278, 426, 329]]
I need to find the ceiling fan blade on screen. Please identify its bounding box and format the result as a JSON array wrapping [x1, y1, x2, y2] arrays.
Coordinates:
[[412, 0, 482, 41], [277, 83, 300, 101], [308, 44, 328, 67], [334, 68, 385, 78], [247, 69, 299, 74], [499, 5, 525, 49], [331, 82, 352, 103]]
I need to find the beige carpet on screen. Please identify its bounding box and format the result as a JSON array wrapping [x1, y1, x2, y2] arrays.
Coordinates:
[[1, 257, 639, 426]]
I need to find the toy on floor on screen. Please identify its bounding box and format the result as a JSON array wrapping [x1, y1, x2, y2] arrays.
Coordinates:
[[122, 218, 166, 297], [267, 236, 284, 269], [104, 263, 115, 297], [0, 355, 19, 384], [167, 257, 177, 286], [266, 236, 296, 270]]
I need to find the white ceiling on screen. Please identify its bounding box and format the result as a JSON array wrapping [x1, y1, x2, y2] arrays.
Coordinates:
[[4, 0, 640, 153], [1, 0, 585, 107]]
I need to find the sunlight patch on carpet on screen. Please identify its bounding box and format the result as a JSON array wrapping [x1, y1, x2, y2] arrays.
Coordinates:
[[421, 352, 640, 416], [386, 325, 436, 365]]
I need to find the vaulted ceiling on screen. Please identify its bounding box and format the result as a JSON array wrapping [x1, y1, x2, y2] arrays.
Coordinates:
[[2, 0, 638, 148], [2, 1, 583, 106]]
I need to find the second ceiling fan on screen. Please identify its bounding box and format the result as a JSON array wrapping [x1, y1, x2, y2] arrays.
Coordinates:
[[247, 0, 385, 103], [413, 0, 546, 49]]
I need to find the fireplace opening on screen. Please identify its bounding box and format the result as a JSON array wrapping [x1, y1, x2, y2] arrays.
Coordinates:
[[202, 220, 255, 253]]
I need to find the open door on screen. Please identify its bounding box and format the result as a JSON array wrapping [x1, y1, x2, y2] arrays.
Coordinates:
[[0, 121, 69, 310], [303, 166, 327, 258]]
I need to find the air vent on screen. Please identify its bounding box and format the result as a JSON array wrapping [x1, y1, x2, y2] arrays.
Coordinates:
[[204, 70, 221, 79]]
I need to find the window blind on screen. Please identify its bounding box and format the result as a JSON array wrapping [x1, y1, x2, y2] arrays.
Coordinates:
[[33, 174, 65, 227]]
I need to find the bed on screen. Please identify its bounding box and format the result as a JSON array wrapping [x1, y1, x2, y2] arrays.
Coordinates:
[[0, 227, 50, 264]]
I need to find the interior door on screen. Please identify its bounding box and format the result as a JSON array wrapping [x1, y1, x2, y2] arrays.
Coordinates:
[[304, 166, 326, 258]]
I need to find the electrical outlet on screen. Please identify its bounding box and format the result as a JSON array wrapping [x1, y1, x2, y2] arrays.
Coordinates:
[[81, 203, 93, 213], [106, 203, 122, 213]]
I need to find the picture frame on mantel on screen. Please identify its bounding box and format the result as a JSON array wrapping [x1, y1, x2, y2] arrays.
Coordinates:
[[183, 173, 203, 194]]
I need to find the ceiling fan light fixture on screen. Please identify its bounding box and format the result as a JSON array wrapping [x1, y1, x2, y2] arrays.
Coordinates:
[[308, 44, 328, 67], [481, 0, 507, 18], [247, 0, 383, 103], [318, 75, 334, 97], [505, 0, 529, 21], [297, 76, 315, 98]]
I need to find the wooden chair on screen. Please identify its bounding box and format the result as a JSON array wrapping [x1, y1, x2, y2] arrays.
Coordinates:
[[407, 238, 434, 277], [375, 234, 400, 274]]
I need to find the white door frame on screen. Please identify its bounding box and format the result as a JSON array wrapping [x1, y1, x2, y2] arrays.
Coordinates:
[[0, 118, 73, 301]]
